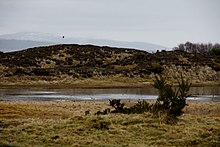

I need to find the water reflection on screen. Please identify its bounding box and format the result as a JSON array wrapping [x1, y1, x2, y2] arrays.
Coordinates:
[[0, 86, 220, 102]]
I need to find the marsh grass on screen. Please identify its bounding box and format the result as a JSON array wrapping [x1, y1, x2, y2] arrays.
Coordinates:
[[0, 75, 149, 88], [0, 101, 220, 146]]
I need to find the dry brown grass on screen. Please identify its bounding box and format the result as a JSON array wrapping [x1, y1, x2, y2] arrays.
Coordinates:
[[184, 101, 220, 116], [0, 75, 150, 88], [114, 64, 137, 70], [0, 101, 109, 119], [0, 101, 220, 146]]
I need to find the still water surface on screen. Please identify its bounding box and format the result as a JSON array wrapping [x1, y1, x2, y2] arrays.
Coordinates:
[[0, 86, 220, 102]]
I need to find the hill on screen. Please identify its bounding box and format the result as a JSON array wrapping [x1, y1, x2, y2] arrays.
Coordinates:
[[0, 44, 219, 86], [0, 39, 53, 52], [0, 32, 167, 53]]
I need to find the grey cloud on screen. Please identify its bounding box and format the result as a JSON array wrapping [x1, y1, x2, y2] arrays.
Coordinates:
[[0, 0, 219, 47]]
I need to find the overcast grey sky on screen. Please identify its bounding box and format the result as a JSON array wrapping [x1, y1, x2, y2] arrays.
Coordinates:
[[0, 0, 219, 47]]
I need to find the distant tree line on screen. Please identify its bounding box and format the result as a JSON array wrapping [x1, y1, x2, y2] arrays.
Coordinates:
[[174, 42, 220, 55]]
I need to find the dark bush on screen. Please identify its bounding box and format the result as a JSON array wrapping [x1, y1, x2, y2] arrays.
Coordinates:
[[129, 101, 152, 114], [14, 67, 31, 76], [92, 120, 111, 130], [31, 68, 55, 76], [109, 99, 125, 113], [96, 99, 152, 115], [211, 48, 220, 56], [152, 75, 191, 117], [211, 61, 220, 71], [147, 63, 164, 74]]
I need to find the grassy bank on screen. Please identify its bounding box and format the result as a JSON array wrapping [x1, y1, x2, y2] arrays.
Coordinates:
[[0, 76, 149, 88], [0, 75, 220, 88], [0, 101, 220, 146]]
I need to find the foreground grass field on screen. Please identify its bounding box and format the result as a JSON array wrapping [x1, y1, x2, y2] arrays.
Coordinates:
[[0, 101, 220, 146]]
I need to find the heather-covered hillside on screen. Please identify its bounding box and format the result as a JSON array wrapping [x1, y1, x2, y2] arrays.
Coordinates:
[[0, 44, 219, 86]]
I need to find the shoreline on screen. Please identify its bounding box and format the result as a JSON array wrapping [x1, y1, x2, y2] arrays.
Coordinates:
[[0, 82, 219, 89], [0, 72, 219, 89], [0, 77, 220, 89]]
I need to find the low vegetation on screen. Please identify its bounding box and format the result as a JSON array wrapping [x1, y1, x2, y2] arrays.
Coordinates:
[[0, 101, 220, 146], [96, 75, 191, 124], [151, 75, 191, 122], [95, 99, 152, 115]]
